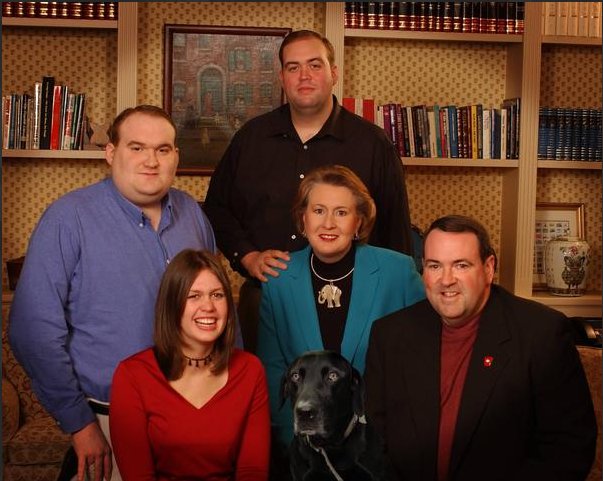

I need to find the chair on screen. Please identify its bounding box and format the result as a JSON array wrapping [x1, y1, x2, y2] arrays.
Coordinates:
[[2, 310, 71, 481], [576, 345, 602, 481]]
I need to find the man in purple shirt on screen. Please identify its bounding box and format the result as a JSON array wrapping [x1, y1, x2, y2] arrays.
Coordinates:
[[9, 105, 216, 481]]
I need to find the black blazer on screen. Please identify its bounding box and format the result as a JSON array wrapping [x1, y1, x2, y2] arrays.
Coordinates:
[[365, 285, 596, 481]]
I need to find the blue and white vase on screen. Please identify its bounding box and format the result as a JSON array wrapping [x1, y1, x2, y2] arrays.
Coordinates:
[[544, 237, 590, 297]]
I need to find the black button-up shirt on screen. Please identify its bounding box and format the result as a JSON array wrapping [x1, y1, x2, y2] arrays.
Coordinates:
[[204, 96, 413, 277]]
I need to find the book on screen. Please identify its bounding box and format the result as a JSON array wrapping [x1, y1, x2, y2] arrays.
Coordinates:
[[400, 106, 411, 156], [50, 84, 63, 150], [491, 108, 501, 159], [470, 104, 478, 159], [442, 1, 453, 32], [362, 98, 375, 124], [578, 2, 589, 36], [568, 2, 579, 36], [440, 106, 450, 158], [427, 106, 437, 158], [500, 107, 508, 160], [447, 105, 458, 158], [515, 1, 525, 33], [2, 96, 10, 149], [342, 97, 355, 114], [433, 105, 443, 157], [382, 103, 393, 142], [32, 81, 41, 149], [19, 93, 31, 149], [556, 2, 569, 36], [589, 2, 601, 38], [39, 75, 55, 149], [394, 103, 407, 157], [62, 93, 75, 150], [482, 108, 491, 160], [406, 106, 416, 157], [398, 2, 410, 30]]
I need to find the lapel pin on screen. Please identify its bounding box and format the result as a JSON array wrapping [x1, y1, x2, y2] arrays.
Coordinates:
[[483, 356, 494, 367]]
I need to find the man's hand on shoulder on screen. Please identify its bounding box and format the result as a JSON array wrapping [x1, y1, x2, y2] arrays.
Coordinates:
[[242, 250, 290, 282], [72, 422, 113, 481]]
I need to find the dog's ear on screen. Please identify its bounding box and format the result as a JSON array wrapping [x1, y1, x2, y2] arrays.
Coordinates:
[[279, 369, 291, 409], [351, 366, 366, 417]]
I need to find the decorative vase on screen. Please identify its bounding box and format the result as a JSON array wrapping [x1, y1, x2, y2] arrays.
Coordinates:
[[544, 237, 590, 296]]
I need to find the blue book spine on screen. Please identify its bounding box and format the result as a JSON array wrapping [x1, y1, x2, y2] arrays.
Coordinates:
[[448, 105, 458, 158]]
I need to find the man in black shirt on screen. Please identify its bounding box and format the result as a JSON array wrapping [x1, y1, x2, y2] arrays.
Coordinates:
[[204, 30, 413, 353]]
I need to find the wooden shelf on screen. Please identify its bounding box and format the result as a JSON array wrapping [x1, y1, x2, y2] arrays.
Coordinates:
[[529, 291, 602, 318], [542, 35, 602, 46], [2, 149, 105, 159], [403, 158, 518, 168], [344, 28, 523, 43], [538, 160, 603, 170], [2, 17, 117, 29]]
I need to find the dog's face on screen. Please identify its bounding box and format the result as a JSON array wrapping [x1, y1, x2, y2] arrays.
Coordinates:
[[281, 350, 364, 443]]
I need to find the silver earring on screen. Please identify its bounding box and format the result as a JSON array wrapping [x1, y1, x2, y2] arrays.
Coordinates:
[[354, 232, 359, 241]]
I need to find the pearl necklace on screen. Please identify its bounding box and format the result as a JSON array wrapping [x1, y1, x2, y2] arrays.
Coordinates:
[[310, 254, 354, 309]]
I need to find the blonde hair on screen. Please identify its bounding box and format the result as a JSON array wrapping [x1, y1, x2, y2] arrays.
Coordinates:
[[292, 165, 376, 244]]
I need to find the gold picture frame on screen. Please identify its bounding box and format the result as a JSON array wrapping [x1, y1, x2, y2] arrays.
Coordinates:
[[164, 24, 290, 175], [533, 202, 585, 289]]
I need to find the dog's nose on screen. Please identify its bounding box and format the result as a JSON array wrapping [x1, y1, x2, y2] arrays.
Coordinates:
[[295, 404, 318, 422]]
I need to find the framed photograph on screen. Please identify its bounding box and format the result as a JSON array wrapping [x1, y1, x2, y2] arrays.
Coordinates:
[[533, 202, 585, 288], [164, 24, 290, 175]]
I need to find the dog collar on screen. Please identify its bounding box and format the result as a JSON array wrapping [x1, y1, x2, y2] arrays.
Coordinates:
[[305, 413, 367, 481]]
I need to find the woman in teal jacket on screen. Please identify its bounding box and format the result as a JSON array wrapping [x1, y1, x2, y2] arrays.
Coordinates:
[[256, 165, 425, 448]]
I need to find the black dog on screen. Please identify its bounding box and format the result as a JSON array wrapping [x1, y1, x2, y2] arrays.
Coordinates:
[[281, 350, 390, 481]]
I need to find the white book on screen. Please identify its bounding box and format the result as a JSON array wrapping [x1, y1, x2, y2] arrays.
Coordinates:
[[556, 2, 568, 36], [376, 105, 384, 130], [32, 81, 41, 149], [354, 98, 363, 118], [588, 2, 601, 37], [62, 93, 76, 150], [482, 108, 491, 160], [544, 2, 557, 35], [568, 2, 579, 36], [500, 108, 508, 160]]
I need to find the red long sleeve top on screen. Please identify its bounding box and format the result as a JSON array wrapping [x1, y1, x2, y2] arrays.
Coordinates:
[[110, 348, 270, 481]]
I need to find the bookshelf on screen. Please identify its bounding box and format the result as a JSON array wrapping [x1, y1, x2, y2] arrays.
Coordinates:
[[1, 4, 139, 289], [2, 3, 137, 160], [326, 2, 601, 317]]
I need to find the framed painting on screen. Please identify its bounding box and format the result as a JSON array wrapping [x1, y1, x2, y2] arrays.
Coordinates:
[[533, 202, 585, 288], [164, 24, 290, 175]]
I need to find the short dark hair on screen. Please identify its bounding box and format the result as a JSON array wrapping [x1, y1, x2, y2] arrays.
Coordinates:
[[278, 29, 336, 67], [153, 250, 237, 381], [292, 164, 376, 244], [425, 215, 498, 271], [107, 105, 177, 146]]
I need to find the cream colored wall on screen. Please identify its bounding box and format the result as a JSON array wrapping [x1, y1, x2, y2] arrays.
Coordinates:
[[2, 3, 601, 293]]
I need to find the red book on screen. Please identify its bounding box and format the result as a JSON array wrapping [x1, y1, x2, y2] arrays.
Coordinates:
[[342, 97, 356, 114], [50, 85, 62, 150], [362, 99, 375, 124]]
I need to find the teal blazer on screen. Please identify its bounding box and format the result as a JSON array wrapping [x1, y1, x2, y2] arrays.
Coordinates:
[[257, 244, 425, 446]]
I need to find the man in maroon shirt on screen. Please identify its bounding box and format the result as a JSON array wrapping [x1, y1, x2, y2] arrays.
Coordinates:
[[365, 215, 596, 481]]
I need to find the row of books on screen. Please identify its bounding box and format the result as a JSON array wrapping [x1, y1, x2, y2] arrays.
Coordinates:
[[2, 76, 88, 151], [343, 98, 521, 160], [344, 2, 525, 34], [2, 2, 118, 20], [542, 2, 601, 38], [538, 107, 602, 162]]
